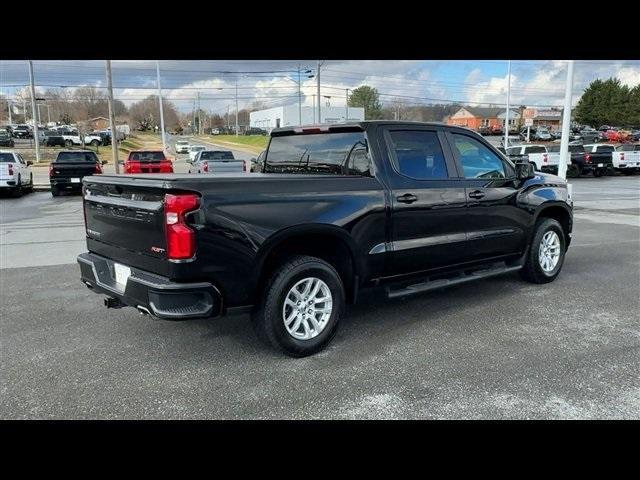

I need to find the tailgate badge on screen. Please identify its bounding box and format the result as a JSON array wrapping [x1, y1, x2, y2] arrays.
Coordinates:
[[151, 246, 165, 253]]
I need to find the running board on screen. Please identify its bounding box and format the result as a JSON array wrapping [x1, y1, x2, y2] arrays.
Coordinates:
[[386, 264, 523, 299]]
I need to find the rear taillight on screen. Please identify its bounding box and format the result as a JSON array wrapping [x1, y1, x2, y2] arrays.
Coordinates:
[[543, 154, 548, 163], [94, 162, 103, 174], [620, 153, 624, 161], [49, 163, 54, 176], [8, 164, 14, 176], [164, 193, 199, 260], [585, 154, 591, 163], [203, 162, 208, 172], [243, 160, 247, 172]]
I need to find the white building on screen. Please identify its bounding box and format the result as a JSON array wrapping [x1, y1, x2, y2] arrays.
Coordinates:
[[250, 105, 365, 131]]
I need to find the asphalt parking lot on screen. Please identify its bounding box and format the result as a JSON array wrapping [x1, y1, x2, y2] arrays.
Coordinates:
[[1, 176, 639, 419]]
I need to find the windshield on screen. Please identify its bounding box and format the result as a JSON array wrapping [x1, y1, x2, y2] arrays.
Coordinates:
[[128, 151, 167, 161], [0, 153, 15, 162], [506, 147, 521, 155], [200, 151, 234, 160], [176, 141, 188, 145], [190, 146, 205, 151], [56, 152, 99, 163]]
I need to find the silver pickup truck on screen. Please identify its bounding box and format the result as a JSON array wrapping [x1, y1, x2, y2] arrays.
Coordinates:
[[188, 150, 246, 173]]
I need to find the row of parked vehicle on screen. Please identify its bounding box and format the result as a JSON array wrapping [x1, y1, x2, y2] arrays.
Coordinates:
[[481, 124, 640, 144], [498, 142, 640, 177], [1, 124, 124, 147]]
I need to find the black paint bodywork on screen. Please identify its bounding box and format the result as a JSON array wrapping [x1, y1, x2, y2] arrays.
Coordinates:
[[80, 122, 572, 313]]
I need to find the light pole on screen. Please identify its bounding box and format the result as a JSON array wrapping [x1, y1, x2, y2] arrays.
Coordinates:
[[105, 60, 119, 173], [558, 60, 575, 181], [316, 60, 323, 123], [156, 61, 166, 153], [235, 78, 239, 136], [28, 61, 40, 163], [296, 66, 313, 126], [345, 88, 349, 122], [504, 60, 512, 148], [8, 99, 12, 124]]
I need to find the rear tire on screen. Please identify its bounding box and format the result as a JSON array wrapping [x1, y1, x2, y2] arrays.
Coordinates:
[[64, 139, 72, 147], [251, 255, 345, 357], [13, 175, 23, 197], [520, 218, 566, 284], [51, 186, 60, 197]]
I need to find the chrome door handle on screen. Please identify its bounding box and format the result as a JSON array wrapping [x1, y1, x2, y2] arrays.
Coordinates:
[[468, 190, 485, 199], [397, 194, 418, 204]]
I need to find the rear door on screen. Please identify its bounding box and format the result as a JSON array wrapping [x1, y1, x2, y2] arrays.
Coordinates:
[[381, 125, 470, 276], [444, 131, 528, 261]]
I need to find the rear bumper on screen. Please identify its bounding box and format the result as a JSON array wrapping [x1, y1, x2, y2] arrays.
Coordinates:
[[78, 252, 223, 320], [0, 179, 18, 188], [51, 178, 84, 188]]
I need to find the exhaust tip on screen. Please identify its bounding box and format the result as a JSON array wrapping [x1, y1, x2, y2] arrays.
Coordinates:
[[137, 305, 151, 316]]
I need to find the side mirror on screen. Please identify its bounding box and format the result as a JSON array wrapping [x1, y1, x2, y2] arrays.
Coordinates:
[[515, 161, 535, 180], [102, 160, 107, 165], [118, 160, 124, 165], [27, 160, 33, 166]]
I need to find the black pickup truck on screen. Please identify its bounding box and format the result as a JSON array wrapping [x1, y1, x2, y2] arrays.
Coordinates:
[[50, 150, 106, 197], [78, 122, 573, 357]]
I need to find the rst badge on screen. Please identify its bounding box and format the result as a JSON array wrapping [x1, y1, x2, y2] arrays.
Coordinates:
[[150, 246, 165, 254]]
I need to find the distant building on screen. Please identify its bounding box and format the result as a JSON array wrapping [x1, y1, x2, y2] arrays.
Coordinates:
[[522, 108, 563, 129], [88, 116, 110, 130], [447, 106, 521, 130], [250, 105, 365, 131]]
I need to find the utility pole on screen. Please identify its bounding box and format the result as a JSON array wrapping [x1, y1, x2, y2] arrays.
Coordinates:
[[23, 99, 27, 123], [8, 99, 12, 124], [558, 60, 575, 181], [504, 60, 512, 148], [46, 104, 50, 124], [28, 61, 40, 163], [298, 65, 302, 126], [316, 60, 322, 123], [156, 61, 166, 153], [196, 91, 201, 136], [345, 88, 349, 122], [105, 60, 119, 173], [227, 105, 230, 130], [312, 94, 316, 122], [235, 78, 239, 136]]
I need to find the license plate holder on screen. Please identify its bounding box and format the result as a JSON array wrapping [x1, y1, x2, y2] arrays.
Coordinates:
[[71, 178, 81, 183], [114, 263, 131, 290], [597, 163, 604, 168]]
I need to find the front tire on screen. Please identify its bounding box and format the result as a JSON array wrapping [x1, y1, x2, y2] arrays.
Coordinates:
[[251, 255, 345, 357], [520, 218, 566, 284]]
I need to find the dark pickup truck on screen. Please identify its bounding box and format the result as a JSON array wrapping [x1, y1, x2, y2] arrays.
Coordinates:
[[582, 144, 615, 177], [78, 122, 573, 357], [50, 150, 106, 196]]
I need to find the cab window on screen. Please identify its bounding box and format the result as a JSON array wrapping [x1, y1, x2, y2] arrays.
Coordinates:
[[451, 134, 514, 179]]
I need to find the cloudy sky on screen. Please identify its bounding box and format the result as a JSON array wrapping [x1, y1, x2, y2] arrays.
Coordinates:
[[1, 60, 638, 114]]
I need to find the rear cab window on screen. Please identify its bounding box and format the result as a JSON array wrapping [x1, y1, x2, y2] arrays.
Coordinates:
[[128, 151, 167, 162], [0, 153, 16, 162], [201, 151, 235, 160], [596, 145, 615, 153], [55, 152, 99, 163], [265, 130, 371, 175]]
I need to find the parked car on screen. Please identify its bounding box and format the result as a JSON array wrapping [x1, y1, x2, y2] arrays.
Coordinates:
[[188, 145, 206, 161], [188, 150, 245, 174], [612, 144, 640, 175], [175, 140, 190, 154], [77, 121, 573, 357], [546, 144, 587, 177], [43, 130, 66, 147], [244, 127, 267, 136], [83, 132, 104, 147], [504, 144, 563, 173], [49, 150, 105, 196], [123, 150, 173, 174], [12, 125, 32, 139], [582, 144, 615, 177], [0, 150, 33, 197], [0, 130, 15, 147]]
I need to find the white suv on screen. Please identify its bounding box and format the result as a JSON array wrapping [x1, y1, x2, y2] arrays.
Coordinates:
[[175, 140, 190, 154], [0, 151, 33, 197]]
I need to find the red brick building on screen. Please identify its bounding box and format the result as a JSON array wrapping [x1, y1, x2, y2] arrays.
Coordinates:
[[447, 106, 521, 131]]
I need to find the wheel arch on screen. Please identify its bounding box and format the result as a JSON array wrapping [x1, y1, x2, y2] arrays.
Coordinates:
[[534, 202, 573, 245], [251, 224, 361, 305]]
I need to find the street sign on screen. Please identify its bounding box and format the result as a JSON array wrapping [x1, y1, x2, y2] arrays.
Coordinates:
[[525, 118, 534, 127]]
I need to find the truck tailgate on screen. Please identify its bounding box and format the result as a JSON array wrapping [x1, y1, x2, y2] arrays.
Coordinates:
[[207, 159, 245, 173], [82, 176, 197, 278]]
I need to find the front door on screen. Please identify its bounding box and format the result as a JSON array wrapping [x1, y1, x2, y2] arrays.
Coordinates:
[[445, 131, 529, 261]]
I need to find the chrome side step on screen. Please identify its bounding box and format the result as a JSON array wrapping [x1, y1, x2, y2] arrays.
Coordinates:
[[385, 264, 523, 299]]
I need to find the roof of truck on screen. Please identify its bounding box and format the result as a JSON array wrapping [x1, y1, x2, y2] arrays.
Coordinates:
[[270, 120, 476, 136]]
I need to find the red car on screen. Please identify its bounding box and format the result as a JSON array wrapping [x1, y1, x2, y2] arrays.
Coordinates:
[[123, 150, 173, 174]]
